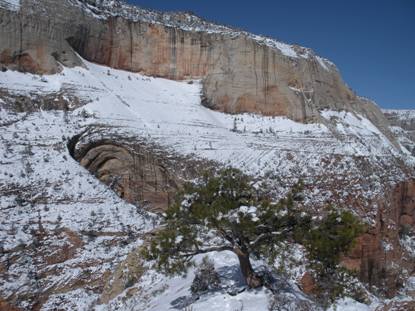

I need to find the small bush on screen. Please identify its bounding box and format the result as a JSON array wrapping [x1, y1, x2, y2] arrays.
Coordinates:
[[304, 209, 364, 272], [399, 224, 413, 238], [268, 292, 314, 311], [302, 208, 365, 306], [190, 257, 221, 295]]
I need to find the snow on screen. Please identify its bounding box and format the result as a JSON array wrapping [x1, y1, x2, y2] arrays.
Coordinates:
[[1, 55, 414, 310], [316, 56, 329, 71], [320, 109, 399, 156], [0, 0, 20, 11], [96, 251, 288, 311], [328, 297, 373, 311], [41, 289, 100, 311], [191, 288, 270, 311], [383, 109, 415, 121], [1, 58, 410, 214], [0, 87, 155, 309], [381, 241, 393, 252], [0, 61, 338, 179], [400, 235, 415, 258]]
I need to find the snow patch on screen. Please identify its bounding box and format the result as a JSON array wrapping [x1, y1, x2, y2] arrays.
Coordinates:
[[316, 56, 329, 71], [0, 0, 20, 11]]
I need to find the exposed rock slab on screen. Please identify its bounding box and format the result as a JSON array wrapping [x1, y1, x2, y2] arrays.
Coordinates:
[[0, 0, 393, 142]]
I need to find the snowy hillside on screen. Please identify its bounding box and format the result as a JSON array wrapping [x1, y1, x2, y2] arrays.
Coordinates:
[[383, 109, 415, 156], [1, 57, 414, 310], [1, 57, 410, 203], [383, 109, 415, 121], [1, 59, 406, 170], [0, 0, 20, 11]]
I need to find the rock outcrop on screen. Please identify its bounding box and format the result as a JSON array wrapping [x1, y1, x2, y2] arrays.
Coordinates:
[[0, 1, 414, 309], [342, 179, 415, 297], [384, 110, 415, 141], [0, 0, 392, 135], [68, 128, 214, 212], [383, 109, 415, 156]]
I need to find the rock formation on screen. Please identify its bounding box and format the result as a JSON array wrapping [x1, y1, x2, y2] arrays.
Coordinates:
[[0, 0, 414, 309], [383, 109, 415, 155], [341, 179, 415, 297], [68, 129, 214, 212], [0, 0, 392, 136]]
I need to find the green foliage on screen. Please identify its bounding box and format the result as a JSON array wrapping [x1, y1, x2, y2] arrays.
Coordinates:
[[141, 168, 309, 277], [142, 167, 365, 300], [304, 208, 364, 272], [300, 208, 365, 306]]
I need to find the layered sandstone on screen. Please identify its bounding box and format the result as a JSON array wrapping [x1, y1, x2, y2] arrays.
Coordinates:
[[0, 0, 392, 134], [67, 129, 213, 212], [0, 0, 413, 308]]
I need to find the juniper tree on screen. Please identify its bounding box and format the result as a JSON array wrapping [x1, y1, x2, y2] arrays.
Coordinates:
[[142, 168, 310, 288], [304, 208, 365, 273]]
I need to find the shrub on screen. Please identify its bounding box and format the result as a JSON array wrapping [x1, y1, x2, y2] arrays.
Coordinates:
[[190, 257, 221, 295], [302, 208, 365, 305], [304, 209, 364, 272]]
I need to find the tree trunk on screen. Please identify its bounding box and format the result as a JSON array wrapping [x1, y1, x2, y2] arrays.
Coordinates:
[[234, 249, 263, 288]]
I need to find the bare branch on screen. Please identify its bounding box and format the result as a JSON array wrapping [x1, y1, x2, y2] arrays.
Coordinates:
[[177, 245, 233, 258], [248, 228, 291, 248]]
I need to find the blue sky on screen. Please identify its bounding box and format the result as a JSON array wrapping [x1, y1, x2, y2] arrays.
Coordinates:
[[126, 0, 414, 109]]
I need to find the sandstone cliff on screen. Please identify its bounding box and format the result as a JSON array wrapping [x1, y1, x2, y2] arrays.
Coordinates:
[[0, 0, 392, 136], [1, 1, 414, 310]]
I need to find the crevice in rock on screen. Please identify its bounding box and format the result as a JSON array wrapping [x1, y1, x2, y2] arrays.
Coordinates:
[[67, 127, 215, 212]]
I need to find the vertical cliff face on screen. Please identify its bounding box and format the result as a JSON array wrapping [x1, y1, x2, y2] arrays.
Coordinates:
[[342, 179, 415, 297], [0, 0, 392, 133], [0, 0, 84, 73], [65, 13, 387, 125]]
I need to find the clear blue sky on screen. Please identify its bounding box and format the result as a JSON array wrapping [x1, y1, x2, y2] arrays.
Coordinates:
[[126, 0, 414, 109]]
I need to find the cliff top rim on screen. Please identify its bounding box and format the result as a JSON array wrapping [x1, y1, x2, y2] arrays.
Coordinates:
[[71, 0, 335, 66]]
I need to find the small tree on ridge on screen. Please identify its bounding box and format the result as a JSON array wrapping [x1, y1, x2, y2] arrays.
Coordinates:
[[141, 168, 310, 288]]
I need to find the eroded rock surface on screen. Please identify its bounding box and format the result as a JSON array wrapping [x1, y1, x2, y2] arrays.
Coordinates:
[[383, 109, 415, 156], [0, 2, 414, 309], [68, 128, 213, 212], [0, 0, 392, 139], [341, 179, 415, 297]]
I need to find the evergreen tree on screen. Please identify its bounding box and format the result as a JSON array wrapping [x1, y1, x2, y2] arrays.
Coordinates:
[[142, 168, 310, 288]]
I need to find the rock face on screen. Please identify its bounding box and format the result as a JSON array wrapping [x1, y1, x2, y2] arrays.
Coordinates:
[[0, 1, 414, 309], [68, 133, 178, 212], [76, 142, 177, 212], [68, 129, 212, 212], [384, 110, 415, 141], [383, 109, 415, 155], [342, 179, 415, 297], [0, 0, 391, 134]]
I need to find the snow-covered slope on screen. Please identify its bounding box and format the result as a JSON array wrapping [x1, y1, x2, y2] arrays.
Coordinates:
[[0, 58, 414, 310], [383, 109, 415, 156], [0, 0, 20, 11], [1, 59, 406, 171]]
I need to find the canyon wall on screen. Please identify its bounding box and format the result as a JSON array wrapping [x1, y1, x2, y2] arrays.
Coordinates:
[[342, 179, 415, 297], [0, 0, 391, 133], [0, 0, 413, 303]]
